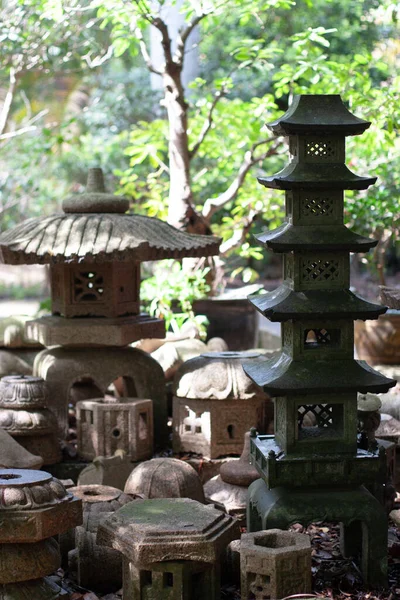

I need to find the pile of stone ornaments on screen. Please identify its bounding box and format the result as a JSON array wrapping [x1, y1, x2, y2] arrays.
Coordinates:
[[0, 460, 312, 600], [0, 346, 312, 600]]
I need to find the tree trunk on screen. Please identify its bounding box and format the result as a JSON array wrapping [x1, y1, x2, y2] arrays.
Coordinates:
[[163, 68, 193, 229]]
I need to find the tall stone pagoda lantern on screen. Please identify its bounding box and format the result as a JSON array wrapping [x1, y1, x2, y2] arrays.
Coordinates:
[[243, 95, 396, 587], [0, 169, 219, 445]]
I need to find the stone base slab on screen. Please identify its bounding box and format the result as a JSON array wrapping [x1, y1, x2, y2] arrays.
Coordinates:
[[27, 315, 165, 348]]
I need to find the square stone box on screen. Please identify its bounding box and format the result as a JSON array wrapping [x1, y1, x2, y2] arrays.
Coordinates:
[[76, 398, 153, 462], [240, 529, 311, 600]]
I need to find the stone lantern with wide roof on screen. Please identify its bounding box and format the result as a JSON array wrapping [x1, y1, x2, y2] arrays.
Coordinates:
[[0, 168, 219, 447]]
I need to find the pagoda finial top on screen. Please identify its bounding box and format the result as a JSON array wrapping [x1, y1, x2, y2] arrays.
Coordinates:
[[62, 167, 130, 214], [86, 167, 106, 193], [267, 94, 371, 137]]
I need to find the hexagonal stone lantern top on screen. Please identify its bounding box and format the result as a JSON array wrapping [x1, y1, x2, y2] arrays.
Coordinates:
[[97, 497, 240, 565]]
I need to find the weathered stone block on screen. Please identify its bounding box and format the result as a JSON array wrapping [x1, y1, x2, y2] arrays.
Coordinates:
[[122, 558, 218, 600], [97, 498, 238, 600], [67, 484, 133, 593], [76, 398, 153, 461], [240, 529, 311, 600], [27, 314, 165, 348]]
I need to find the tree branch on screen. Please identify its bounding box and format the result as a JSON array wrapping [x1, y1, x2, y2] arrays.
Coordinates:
[[152, 16, 174, 66], [135, 26, 163, 75], [174, 13, 206, 66], [0, 67, 17, 136], [219, 210, 258, 255], [189, 89, 225, 160], [0, 109, 49, 142], [202, 138, 281, 221]]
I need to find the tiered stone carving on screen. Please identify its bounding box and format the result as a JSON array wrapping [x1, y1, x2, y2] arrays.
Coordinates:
[[0, 168, 219, 447], [244, 95, 396, 587], [0, 469, 81, 598], [0, 375, 61, 465], [173, 351, 269, 459]]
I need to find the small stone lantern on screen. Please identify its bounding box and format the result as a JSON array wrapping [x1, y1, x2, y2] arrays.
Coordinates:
[[240, 529, 312, 599], [0, 168, 219, 445], [173, 351, 269, 459], [0, 469, 81, 598], [76, 397, 153, 461], [244, 95, 396, 587], [97, 497, 240, 600]]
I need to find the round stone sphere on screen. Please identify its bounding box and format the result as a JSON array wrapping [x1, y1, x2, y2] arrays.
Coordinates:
[[124, 458, 205, 503]]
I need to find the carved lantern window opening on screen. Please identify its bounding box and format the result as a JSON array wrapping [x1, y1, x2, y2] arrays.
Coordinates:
[[74, 270, 105, 303]]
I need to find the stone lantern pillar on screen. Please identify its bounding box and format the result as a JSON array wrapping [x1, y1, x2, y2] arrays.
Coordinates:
[[0, 169, 219, 447], [243, 95, 396, 587]]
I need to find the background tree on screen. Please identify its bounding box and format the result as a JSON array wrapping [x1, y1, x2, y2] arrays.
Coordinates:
[[0, 0, 398, 300]]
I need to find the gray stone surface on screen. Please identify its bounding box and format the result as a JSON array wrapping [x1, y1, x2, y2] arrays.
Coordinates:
[[0, 428, 43, 469], [97, 497, 240, 565], [78, 451, 136, 490], [34, 346, 168, 446], [67, 484, 133, 593]]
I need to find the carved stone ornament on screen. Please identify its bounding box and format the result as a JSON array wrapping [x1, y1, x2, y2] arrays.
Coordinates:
[[244, 94, 396, 588], [173, 351, 270, 458], [0, 469, 82, 599]]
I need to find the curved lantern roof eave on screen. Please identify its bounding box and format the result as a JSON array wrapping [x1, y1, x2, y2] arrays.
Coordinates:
[[0, 167, 221, 265], [267, 94, 372, 137], [0, 212, 221, 265]]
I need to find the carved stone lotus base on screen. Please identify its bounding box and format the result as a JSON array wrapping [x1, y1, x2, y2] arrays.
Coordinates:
[[0, 376, 61, 465]]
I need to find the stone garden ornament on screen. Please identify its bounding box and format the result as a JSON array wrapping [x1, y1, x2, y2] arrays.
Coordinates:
[[243, 95, 396, 587], [0, 168, 219, 449]]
